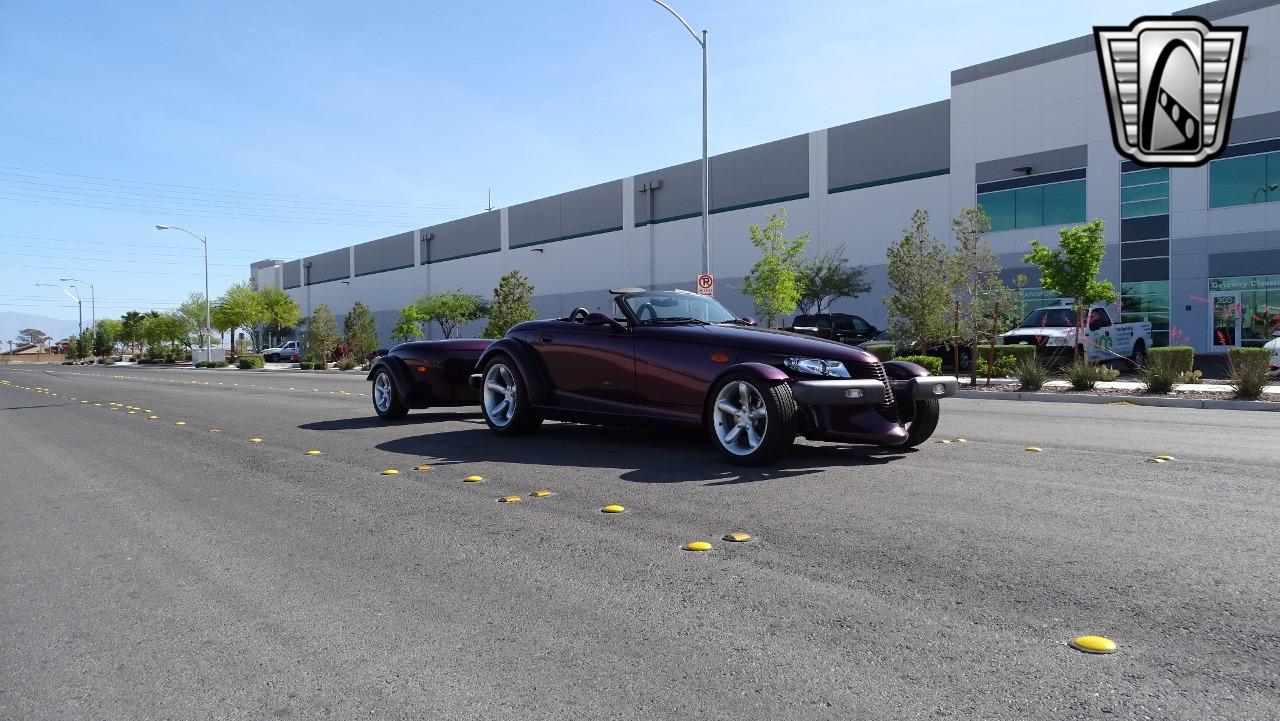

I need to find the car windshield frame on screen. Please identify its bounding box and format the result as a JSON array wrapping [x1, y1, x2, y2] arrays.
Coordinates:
[[618, 291, 738, 326], [1020, 308, 1080, 328]]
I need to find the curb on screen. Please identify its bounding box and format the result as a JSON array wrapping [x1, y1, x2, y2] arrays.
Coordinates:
[[955, 390, 1280, 412]]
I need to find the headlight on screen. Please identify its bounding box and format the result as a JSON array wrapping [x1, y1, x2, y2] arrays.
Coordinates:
[[784, 357, 851, 378], [1045, 336, 1069, 347]]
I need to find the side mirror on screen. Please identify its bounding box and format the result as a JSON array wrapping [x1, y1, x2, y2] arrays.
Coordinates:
[[741, 316, 758, 327], [585, 312, 627, 332]]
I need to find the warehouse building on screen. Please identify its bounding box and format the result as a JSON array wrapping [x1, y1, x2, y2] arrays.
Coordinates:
[[255, 0, 1280, 355]]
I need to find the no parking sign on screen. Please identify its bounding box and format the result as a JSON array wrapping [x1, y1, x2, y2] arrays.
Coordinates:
[[696, 273, 714, 297]]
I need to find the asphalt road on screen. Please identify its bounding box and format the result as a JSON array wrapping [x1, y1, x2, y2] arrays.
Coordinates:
[[1, 364, 1277, 721]]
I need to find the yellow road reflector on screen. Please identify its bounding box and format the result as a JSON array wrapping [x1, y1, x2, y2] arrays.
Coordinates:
[[1026, 447, 1043, 452], [414, 465, 432, 471], [381, 469, 400, 475], [126, 410, 136, 414], [956, 438, 968, 443], [80, 400, 88, 403], [531, 489, 552, 497], [249, 437, 263, 443], [1148, 458, 1167, 463], [147, 415, 159, 420], [602, 504, 625, 513], [1069, 635, 1118, 654], [306, 450, 322, 455], [498, 495, 522, 503], [143, 409, 152, 413], [464, 475, 484, 482], [684, 541, 713, 552], [937, 439, 953, 444], [723, 532, 752, 542], [93, 403, 102, 406], [208, 429, 220, 433], [1156, 455, 1176, 461], [174, 421, 186, 426]]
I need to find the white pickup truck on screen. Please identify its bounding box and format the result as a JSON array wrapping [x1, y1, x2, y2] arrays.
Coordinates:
[[999, 304, 1152, 366], [260, 340, 300, 363]]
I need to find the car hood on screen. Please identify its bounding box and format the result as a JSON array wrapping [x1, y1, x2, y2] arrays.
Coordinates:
[[1001, 327, 1075, 338], [648, 323, 880, 364]]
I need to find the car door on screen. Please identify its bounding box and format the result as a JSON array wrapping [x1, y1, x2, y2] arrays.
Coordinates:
[[534, 322, 638, 410], [1086, 308, 1114, 362], [841, 315, 877, 344]]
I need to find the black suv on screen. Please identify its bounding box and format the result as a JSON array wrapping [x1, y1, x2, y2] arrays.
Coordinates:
[[786, 313, 879, 344]]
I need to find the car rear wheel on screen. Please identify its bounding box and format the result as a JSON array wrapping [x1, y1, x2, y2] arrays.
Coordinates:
[[481, 357, 541, 435], [372, 368, 409, 420], [266, 353, 280, 362], [1130, 341, 1148, 369], [706, 374, 797, 465]]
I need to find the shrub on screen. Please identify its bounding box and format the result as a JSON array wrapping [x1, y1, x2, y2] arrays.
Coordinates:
[[1015, 356, 1048, 391], [62, 360, 75, 365], [299, 355, 327, 371], [195, 360, 229, 368], [1065, 360, 1117, 390], [238, 355, 265, 370], [1179, 369, 1204, 384], [1228, 347, 1272, 400], [896, 354, 942, 375], [336, 356, 358, 371], [977, 353, 1017, 378], [974, 343, 1036, 367], [100, 357, 116, 366], [864, 343, 896, 361], [1146, 346, 1193, 374]]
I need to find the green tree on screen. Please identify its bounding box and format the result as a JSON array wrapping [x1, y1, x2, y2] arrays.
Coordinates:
[[947, 207, 1018, 382], [258, 287, 301, 348], [17, 328, 49, 348], [399, 290, 486, 339], [795, 243, 871, 316], [483, 270, 537, 339], [741, 208, 810, 328], [305, 304, 340, 363], [342, 300, 379, 359], [886, 210, 950, 351], [212, 281, 266, 355], [175, 292, 207, 349], [391, 308, 423, 342], [1023, 219, 1117, 361], [93, 318, 122, 358], [119, 311, 143, 355], [74, 328, 93, 361]]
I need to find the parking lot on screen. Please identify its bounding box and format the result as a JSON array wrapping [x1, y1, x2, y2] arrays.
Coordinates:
[[2, 364, 1277, 720]]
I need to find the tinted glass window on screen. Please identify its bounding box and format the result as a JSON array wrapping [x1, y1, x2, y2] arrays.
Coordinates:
[[1210, 153, 1269, 208], [1014, 186, 1044, 228], [1043, 181, 1085, 225], [1121, 280, 1170, 346], [978, 190, 1015, 232], [624, 292, 736, 324], [1121, 167, 1169, 187], [849, 317, 872, 332], [1089, 308, 1112, 328]]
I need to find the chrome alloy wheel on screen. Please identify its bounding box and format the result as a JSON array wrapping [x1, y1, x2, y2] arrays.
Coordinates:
[[373, 372, 392, 413], [712, 381, 769, 456], [483, 363, 518, 427]]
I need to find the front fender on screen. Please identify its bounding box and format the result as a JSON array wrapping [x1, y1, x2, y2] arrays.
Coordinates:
[[710, 361, 791, 388], [476, 337, 548, 404], [882, 360, 928, 380], [367, 356, 414, 406]]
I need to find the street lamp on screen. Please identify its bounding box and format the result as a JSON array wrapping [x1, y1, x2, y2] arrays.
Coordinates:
[[60, 278, 95, 352], [155, 224, 212, 363], [36, 282, 82, 339], [649, 0, 710, 277]]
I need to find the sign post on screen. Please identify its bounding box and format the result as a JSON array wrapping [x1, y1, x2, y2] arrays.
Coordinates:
[[696, 273, 714, 297]]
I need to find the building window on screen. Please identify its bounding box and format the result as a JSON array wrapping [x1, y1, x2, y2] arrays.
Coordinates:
[[1017, 287, 1070, 320], [1207, 275, 1280, 347], [1121, 167, 1170, 218], [1208, 151, 1280, 208], [1120, 280, 1170, 347], [979, 179, 1085, 231]]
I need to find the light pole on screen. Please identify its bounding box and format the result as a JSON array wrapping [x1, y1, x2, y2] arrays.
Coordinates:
[[36, 282, 82, 345], [155, 225, 211, 363], [60, 278, 95, 353], [649, 0, 710, 277]]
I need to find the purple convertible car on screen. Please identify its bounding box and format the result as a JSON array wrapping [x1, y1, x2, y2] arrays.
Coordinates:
[[367, 289, 957, 465]]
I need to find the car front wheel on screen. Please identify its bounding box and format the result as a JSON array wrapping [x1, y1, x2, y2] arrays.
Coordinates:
[[372, 367, 409, 420], [898, 398, 940, 448], [706, 374, 797, 465], [481, 357, 541, 435]]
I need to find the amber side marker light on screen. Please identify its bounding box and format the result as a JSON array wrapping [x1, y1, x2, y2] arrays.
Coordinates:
[[417, 366, 427, 372], [709, 353, 729, 363]]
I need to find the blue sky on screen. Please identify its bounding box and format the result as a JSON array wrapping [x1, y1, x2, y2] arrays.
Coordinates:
[[1, 0, 1181, 328]]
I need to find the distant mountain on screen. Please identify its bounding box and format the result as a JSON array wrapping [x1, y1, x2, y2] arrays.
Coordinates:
[[0, 312, 83, 345]]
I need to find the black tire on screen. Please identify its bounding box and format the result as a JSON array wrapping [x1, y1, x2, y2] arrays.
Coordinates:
[[899, 398, 940, 448], [1130, 340, 1148, 369], [371, 367, 409, 420], [957, 349, 972, 373], [266, 353, 280, 362], [705, 373, 798, 465], [479, 356, 542, 436]]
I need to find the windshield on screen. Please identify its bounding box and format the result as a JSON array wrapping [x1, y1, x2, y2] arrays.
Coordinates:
[[622, 292, 737, 325], [1020, 308, 1079, 328]]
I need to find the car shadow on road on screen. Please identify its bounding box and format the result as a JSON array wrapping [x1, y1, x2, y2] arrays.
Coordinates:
[[373, 421, 906, 486], [299, 411, 484, 431]]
